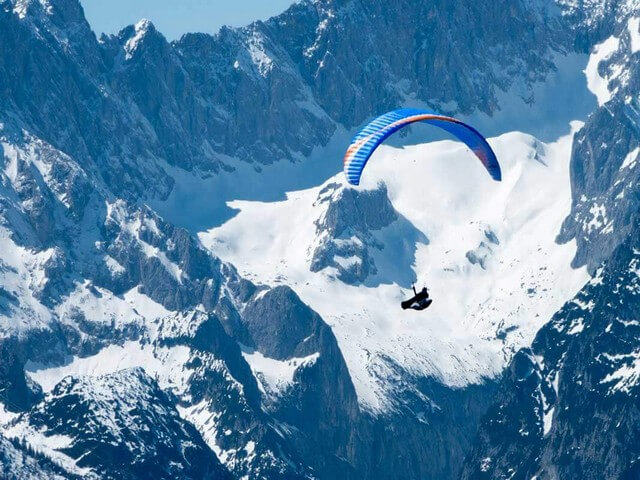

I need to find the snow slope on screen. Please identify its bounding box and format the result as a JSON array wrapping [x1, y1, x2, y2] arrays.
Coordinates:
[[200, 125, 590, 411]]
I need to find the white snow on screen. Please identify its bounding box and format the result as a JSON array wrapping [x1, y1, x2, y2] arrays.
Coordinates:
[[304, 8, 335, 59], [619, 319, 640, 328], [106, 201, 186, 284], [567, 317, 585, 335], [543, 407, 555, 436], [12, 0, 30, 18], [124, 19, 152, 60], [621, 147, 639, 170], [244, 440, 256, 456], [178, 399, 224, 458], [0, 227, 55, 337], [11, 0, 52, 19], [104, 255, 126, 274], [245, 30, 273, 76], [584, 202, 611, 234], [333, 255, 361, 269], [27, 341, 192, 395], [139, 240, 185, 284], [240, 346, 319, 397], [536, 371, 555, 436], [200, 124, 589, 411], [601, 350, 640, 394], [54, 282, 145, 331], [0, 403, 18, 426], [21, 287, 256, 472], [2, 142, 19, 182], [584, 35, 621, 106], [552, 369, 561, 395], [124, 287, 171, 319], [25, 286, 187, 397], [178, 397, 250, 471], [628, 17, 640, 53], [573, 297, 595, 311], [3, 419, 90, 476]]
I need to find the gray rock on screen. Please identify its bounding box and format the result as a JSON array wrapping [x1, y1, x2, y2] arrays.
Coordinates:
[[311, 182, 427, 286], [462, 221, 640, 479]]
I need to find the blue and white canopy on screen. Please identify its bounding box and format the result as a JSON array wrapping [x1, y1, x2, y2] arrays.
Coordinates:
[[343, 108, 501, 186]]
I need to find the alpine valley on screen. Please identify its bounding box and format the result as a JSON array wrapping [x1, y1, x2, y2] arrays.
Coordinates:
[[0, 0, 638, 479]]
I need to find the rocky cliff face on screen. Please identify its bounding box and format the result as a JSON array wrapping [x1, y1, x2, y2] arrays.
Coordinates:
[[463, 2, 640, 478], [310, 181, 427, 285], [0, 0, 573, 200], [462, 221, 640, 480], [7, 368, 233, 479], [0, 434, 81, 479], [558, 7, 640, 272], [0, 109, 360, 477]]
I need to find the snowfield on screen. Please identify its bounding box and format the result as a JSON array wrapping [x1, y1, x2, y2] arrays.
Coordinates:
[[199, 124, 590, 411]]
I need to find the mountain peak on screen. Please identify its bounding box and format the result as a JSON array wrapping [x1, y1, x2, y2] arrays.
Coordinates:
[[11, 0, 86, 25], [121, 18, 161, 59], [11, 0, 53, 19]]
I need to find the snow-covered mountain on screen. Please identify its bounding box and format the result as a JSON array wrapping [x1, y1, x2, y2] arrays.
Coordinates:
[[6, 368, 233, 479], [461, 3, 640, 476], [461, 224, 640, 479], [200, 127, 590, 412], [0, 0, 639, 478]]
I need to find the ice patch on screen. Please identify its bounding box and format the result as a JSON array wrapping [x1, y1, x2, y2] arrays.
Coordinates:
[[246, 30, 273, 76], [543, 406, 555, 436], [585, 35, 621, 106], [240, 346, 319, 397], [567, 317, 585, 335], [333, 255, 361, 269], [601, 350, 640, 394], [139, 240, 185, 284], [628, 17, 640, 54], [621, 147, 639, 170], [124, 19, 152, 60], [104, 255, 126, 274], [27, 341, 192, 396]]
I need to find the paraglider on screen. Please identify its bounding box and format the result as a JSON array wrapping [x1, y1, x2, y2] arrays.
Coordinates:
[[342, 108, 501, 311], [343, 108, 501, 186], [401, 285, 432, 311]]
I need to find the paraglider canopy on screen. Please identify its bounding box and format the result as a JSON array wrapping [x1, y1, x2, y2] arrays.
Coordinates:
[[343, 108, 501, 186]]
